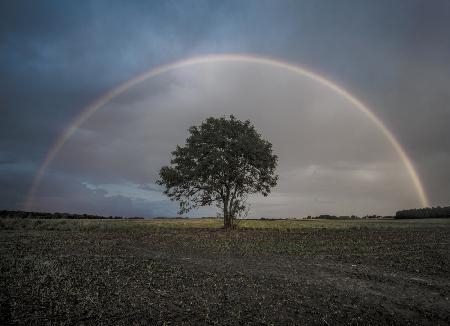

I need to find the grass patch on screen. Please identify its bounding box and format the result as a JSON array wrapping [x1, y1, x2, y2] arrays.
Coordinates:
[[2, 217, 450, 231]]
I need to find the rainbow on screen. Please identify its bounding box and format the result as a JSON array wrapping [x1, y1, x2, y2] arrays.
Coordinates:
[[24, 54, 429, 210]]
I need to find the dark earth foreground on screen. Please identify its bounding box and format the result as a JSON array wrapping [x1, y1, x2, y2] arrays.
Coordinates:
[[0, 218, 449, 325]]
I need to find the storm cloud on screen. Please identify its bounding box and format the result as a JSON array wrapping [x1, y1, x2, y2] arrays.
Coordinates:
[[1, 1, 449, 217]]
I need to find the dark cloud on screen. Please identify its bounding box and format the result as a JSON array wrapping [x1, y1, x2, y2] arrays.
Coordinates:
[[1, 1, 449, 216]]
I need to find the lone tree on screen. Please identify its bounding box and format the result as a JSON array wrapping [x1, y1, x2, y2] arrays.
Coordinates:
[[157, 115, 278, 228]]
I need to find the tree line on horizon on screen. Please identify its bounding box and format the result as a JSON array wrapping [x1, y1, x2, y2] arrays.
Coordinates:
[[395, 206, 450, 219], [2, 206, 448, 221], [0, 210, 144, 220]]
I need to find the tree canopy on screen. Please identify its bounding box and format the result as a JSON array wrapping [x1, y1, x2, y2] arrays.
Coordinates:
[[157, 115, 278, 228]]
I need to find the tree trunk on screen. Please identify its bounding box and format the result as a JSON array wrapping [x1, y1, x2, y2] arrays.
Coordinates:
[[224, 215, 232, 229], [223, 198, 232, 229]]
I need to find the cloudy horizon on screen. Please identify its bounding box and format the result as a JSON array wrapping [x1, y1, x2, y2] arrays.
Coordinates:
[[1, 1, 449, 217]]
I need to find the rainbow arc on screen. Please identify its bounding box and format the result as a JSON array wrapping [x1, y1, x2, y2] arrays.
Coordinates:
[[24, 54, 429, 210]]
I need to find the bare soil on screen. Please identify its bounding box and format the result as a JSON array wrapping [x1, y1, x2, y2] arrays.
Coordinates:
[[1, 222, 449, 325]]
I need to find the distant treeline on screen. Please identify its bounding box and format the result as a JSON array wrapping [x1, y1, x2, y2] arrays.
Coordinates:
[[396, 206, 450, 219], [0, 210, 144, 220], [259, 215, 389, 220], [4, 207, 449, 220], [304, 215, 389, 220]]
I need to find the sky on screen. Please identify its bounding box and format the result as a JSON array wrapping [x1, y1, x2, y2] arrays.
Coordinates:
[[1, 0, 449, 217]]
